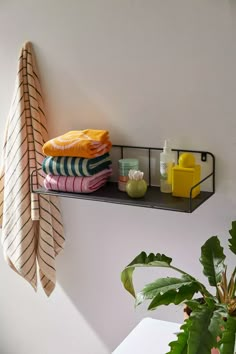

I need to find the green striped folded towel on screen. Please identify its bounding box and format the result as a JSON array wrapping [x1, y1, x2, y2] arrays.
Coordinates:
[[42, 153, 112, 177]]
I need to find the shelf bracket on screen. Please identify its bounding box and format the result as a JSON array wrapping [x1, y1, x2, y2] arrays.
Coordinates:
[[201, 152, 207, 162]]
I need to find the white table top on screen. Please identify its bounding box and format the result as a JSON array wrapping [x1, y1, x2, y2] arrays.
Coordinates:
[[112, 318, 181, 354]]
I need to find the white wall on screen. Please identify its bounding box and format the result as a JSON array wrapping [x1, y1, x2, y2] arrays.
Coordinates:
[[0, 1, 236, 353]]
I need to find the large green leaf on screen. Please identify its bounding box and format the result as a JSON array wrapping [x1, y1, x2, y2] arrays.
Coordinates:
[[121, 252, 172, 297], [228, 267, 236, 300], [219, 315, 236, 354], [135, 275, 201, 309], [200, 236, 226, 287], [208, 304, 226, 345], [167, 321, 189, 354], [229, 220, 236, 255], [136, 275, 194, 302], [185, 299, 207, 312], [168, 301, 226, 354], [187, 304, 224, 354], [148, 286, 199, 310]]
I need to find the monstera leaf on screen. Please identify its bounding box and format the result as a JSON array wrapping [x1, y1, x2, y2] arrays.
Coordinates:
[[200, 236, 226, 287], [121, 252, 172, 297], [229, 220, 236, 255], [135, 275, 201, 310]]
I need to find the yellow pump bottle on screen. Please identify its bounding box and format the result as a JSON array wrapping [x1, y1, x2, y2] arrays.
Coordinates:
[[172, 153, 201, 198]]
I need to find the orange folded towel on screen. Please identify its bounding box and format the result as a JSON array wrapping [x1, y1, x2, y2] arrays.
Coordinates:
[[42, 129, 112, 158]]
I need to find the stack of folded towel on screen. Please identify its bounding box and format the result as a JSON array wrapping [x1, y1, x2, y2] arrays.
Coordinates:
[[42, 129, 112, 193]]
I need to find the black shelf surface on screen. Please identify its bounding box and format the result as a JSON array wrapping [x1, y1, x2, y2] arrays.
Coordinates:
[[33, 182, 214, 213]]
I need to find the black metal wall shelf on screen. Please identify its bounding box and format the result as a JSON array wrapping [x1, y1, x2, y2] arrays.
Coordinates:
[[31, 145, 215, 213]]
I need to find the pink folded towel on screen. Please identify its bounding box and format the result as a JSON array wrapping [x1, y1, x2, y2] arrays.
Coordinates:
[[44, 168, 112, 193]]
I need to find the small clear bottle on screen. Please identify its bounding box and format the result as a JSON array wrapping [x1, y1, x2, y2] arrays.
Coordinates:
[[160, 140, 175, 193]]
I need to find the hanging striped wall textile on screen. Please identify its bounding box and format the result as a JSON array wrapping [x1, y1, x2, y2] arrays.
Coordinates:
[[0, 42, 65, 296]]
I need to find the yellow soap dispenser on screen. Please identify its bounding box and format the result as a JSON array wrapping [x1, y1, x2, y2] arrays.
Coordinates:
[[172, 153, 201, 198]]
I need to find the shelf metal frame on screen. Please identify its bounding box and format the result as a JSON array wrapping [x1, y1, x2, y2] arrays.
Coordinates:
[[31, 145, 215, 213], [113, 144, 215, 191]]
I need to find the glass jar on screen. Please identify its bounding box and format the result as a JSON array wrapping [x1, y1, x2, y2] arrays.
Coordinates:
[[118, 158, 139, 192]]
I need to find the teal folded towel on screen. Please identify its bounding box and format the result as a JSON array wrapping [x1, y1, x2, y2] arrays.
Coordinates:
[[42, 153, 112, 177]]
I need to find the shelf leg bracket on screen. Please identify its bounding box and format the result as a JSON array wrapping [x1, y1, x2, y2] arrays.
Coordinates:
[[201, 152, 207, 162]]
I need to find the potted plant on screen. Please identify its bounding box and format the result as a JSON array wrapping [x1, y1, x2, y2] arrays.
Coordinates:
[[121, 221, 236, 354]]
